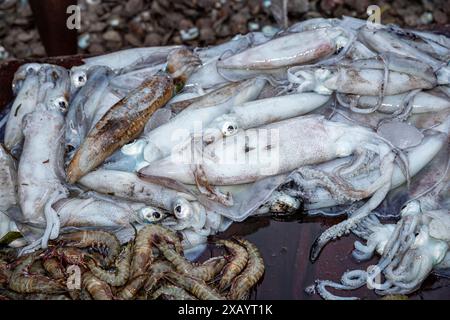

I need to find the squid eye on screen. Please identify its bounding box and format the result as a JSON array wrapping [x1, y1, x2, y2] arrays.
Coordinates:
[[152, 211, 161, 219], [73, 71, 87, 88], [222, 122, 238, 136], [54, 97, 68, 112], [175, 206, 182, 213], [139, 207, 165, 223]]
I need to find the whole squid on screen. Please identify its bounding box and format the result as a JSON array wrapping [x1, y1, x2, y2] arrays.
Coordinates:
[[67, 47, 202, 183], [5, 65, 43, 153], [18, 64, 70, 251]]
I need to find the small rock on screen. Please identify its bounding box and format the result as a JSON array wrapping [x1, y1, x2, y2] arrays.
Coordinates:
[[248, 22, 260, 31], [103, 30, 122, 42], [144, 33, 162, 46], [107, 16, 123, 28], [217, 24, 231, 37], [419, 12, 433, 25], [124, 33, 141, 47], [433, 9, 448, 25], [90, 22, 107, 32], [0, 0, 16, 11], [16, 31, 34, 42], [140, 11, 152, 22], [16, 2, 32, 17], [179, 19, 194, 31], [128, 20, 146, 37], [288, 0, 309, 14], [125, 0, 144, 17], [199, 28, 215, 42], [180, 27, 199, 41], [263, 0, 271, 9], [86, 0, 101, 5], [0, 45, 10, 60], [31, 43, 45, 57], [88, 43, 105, 54], [230, 13, 248, 34], [320, 0, 344, 13], [195, 18, 211, 29], [78, 33, 91, 49]]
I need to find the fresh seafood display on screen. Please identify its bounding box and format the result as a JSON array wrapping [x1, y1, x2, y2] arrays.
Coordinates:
[[0, 227, 263, 300], [0, 16, 449, 300]]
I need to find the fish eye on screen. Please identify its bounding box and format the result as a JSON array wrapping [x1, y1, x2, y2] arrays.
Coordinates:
[[175, 205, 181, 213]]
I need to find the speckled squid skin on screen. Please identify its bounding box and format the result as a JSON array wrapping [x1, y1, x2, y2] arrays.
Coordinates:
[[67, 74, 174, 183], [0, 144, 17, 212]]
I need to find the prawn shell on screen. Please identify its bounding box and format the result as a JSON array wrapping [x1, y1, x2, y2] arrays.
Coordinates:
[[227, 238, 265, 300]]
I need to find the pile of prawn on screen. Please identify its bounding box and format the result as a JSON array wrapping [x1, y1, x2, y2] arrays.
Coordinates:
[[0, 227, 264, 300], [0, 16, 449, 300]]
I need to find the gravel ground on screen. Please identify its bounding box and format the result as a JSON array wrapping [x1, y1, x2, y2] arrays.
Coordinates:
[[0, 0, 449, 60]]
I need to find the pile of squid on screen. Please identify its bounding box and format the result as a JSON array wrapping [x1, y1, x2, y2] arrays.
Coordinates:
[[0, 16, 449, 299], [0, 226, 264, 300]]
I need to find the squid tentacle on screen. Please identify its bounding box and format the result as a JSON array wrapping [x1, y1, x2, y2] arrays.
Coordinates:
[[310, 151, 396, 261]]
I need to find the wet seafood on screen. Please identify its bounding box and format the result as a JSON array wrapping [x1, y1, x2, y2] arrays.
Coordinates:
[[18, 65, 70, 251], [82, 271, 114, 300], [288, 59, 436, 96], [164, 272, 225, 300], [130, 224, 182, 278], [137, 78, 265, 165], [58, 230, 120, 266], [217, 27, 349, 81], [87, 242, 132, 286], [8, 253, 66, 294], [70, 46, 180, 88], [42, 258, 65, 280], [203, 92, 331, 144], [67, 47, 201, 183], [53, 196, 147, 229], [217, 239, 249, 292], [66, 74, 174, 183], [0, 144, 17, 216], [78, 169, 196, 212], [1, 16, 449, 300], [151, 284, 196, 300], [4, 64, 41, 153], [154, 237, 225, 281], [142, 260, 174, 293], [227, 238, 265, 300], [65, 66, 113, 158], [140, 115, 397, 186]]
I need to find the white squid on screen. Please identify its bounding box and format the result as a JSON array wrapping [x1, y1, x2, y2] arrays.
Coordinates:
[[17, 65, 70, 253]]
